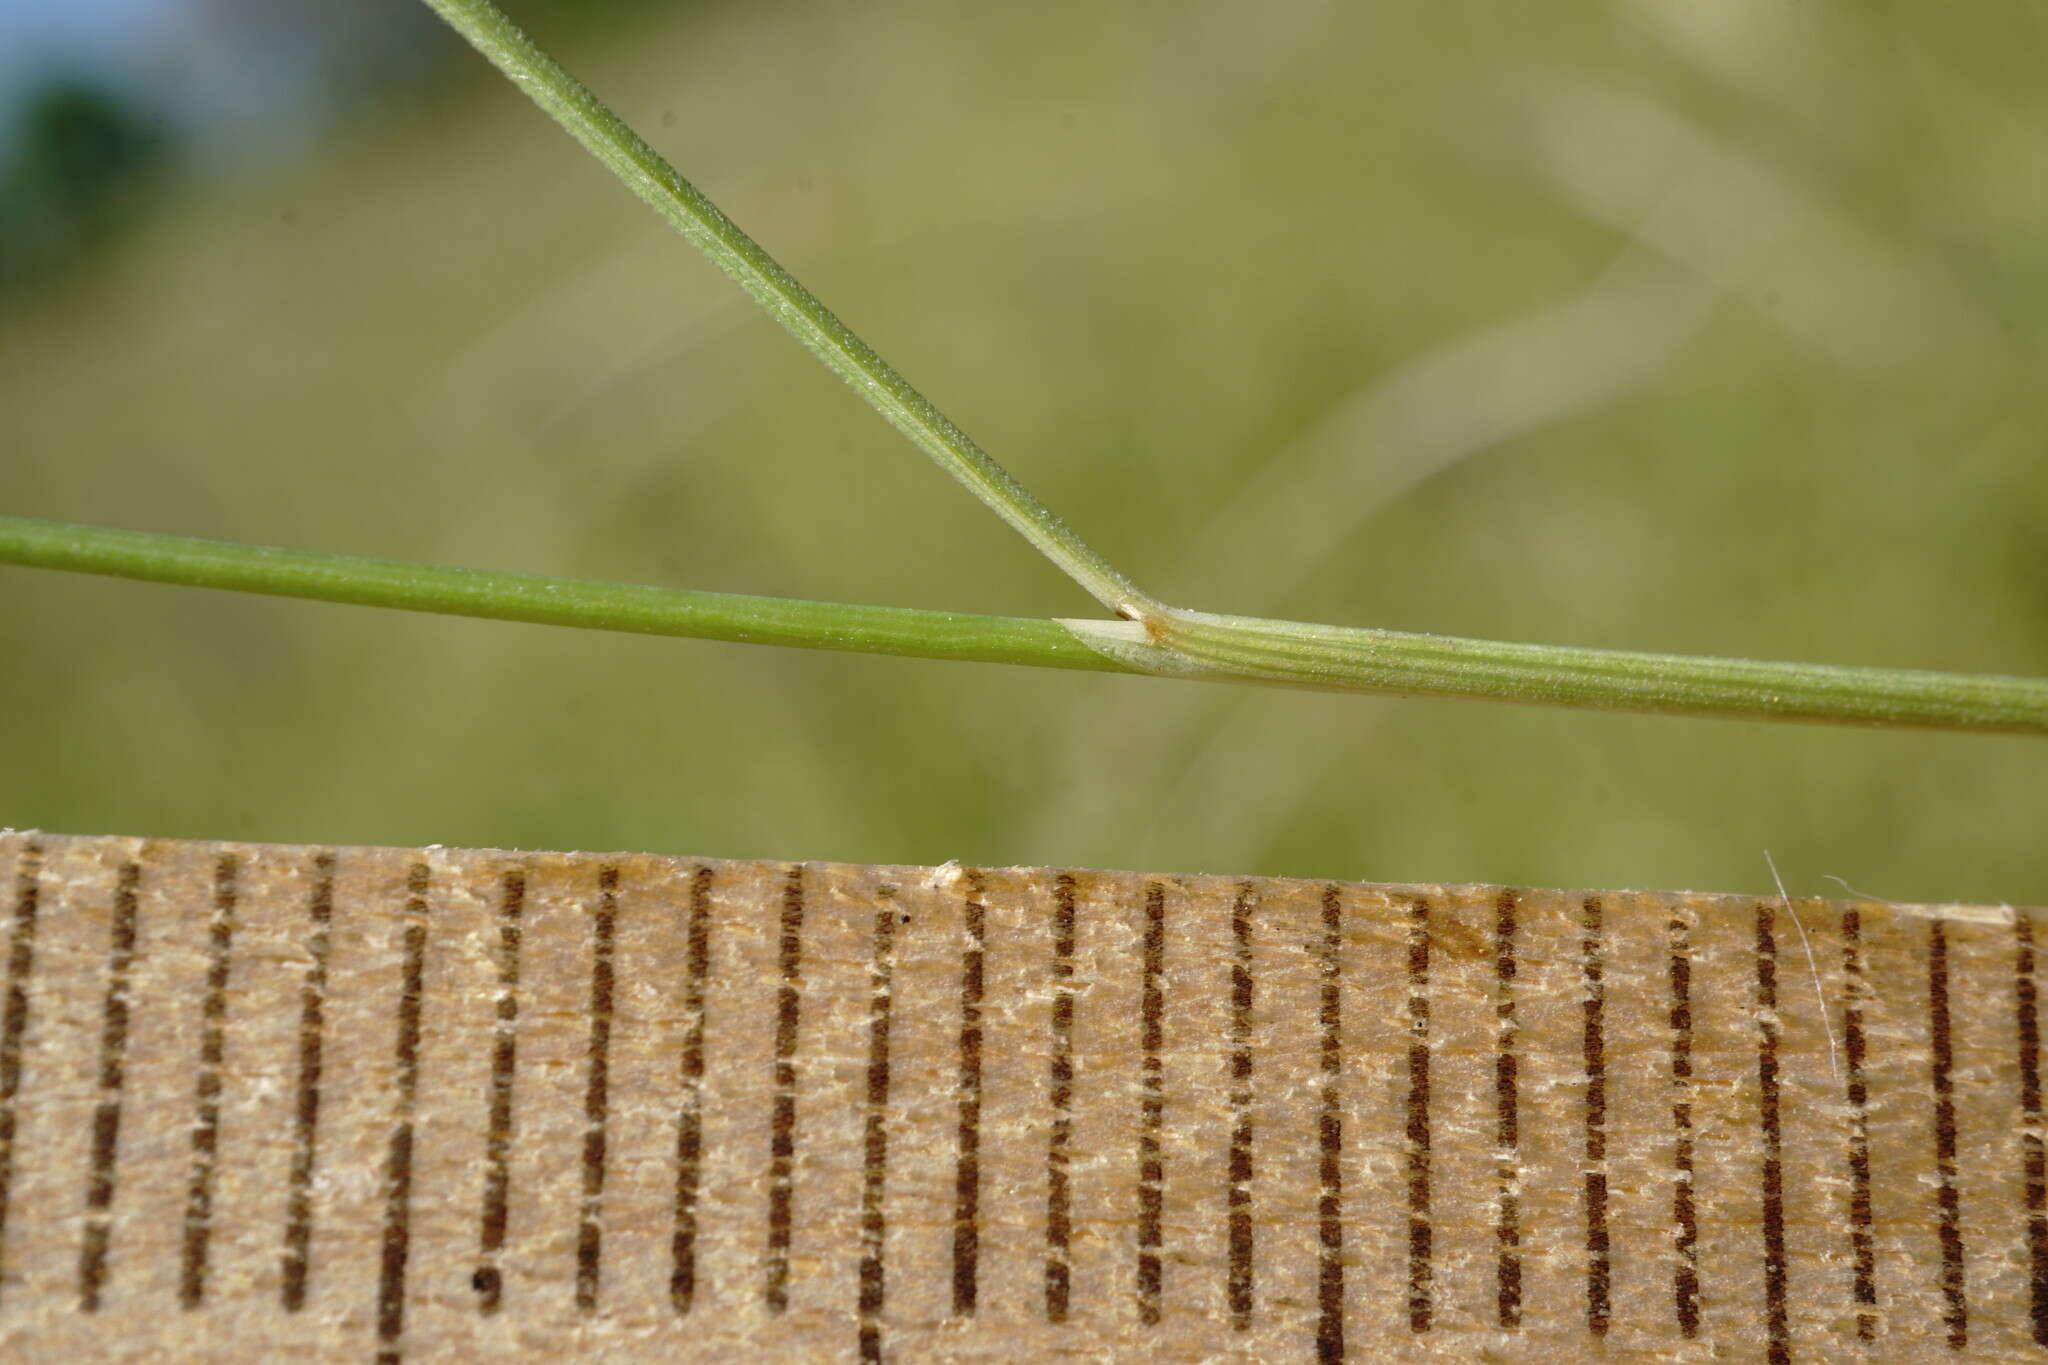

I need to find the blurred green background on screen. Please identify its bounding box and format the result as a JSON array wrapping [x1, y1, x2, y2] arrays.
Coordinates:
[[2, 0, 2045, 904]]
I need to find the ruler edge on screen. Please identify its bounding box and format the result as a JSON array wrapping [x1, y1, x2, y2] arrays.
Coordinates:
[[1, 826, 2029, 924]]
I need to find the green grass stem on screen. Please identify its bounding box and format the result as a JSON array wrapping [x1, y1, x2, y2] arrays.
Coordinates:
[[0, 514, 1118, 673], [7, 513, 2045, 735]]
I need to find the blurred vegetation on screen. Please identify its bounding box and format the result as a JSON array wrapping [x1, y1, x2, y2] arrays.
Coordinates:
[[2, 0, 2045, 904], [0, 80, 170, 290]]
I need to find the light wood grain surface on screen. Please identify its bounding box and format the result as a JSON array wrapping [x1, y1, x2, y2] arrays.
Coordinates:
[[0, 832, 2038, 1361]]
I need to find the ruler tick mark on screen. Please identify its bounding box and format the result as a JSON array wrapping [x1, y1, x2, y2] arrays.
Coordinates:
[[1840, 907, 1878, 1341], [952, 869, 986, 1317], [0, 838, 43, 1306], [1928, 919, 1968, 1350], [1667, 912, 1700, 1337], [472, 868, 525, 1314], [1492, 890, 1522, 1332], [671, 865, 713, 1315], [1581, 896, 1610, 1339], [1044, 872, 1078, 1324], [857, 885, 897, 1365], [78, 860, 140, 1312], [281, 852, 336, 1312], [764, 864, 805, 1315], [1136, 882, 1167, 1326], [1755, 901, 1790, 1365], [2017, 915, 2048, 1346], [1316, 886, 1344, 1363], [1404, 895, 1433, 1335], [374, 863, 431, 1364], [1226, 882, 1255, 1333], [575, 866, 619, 1314], [179, 852, 238, 1309]]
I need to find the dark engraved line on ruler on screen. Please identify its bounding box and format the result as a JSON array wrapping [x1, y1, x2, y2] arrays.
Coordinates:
[[179, 853, 239, 1308], [671, 865, 713, 1313], [1668, 911, 1700, 1337], [0, 839, 43, 1304], [2018, 915, 2048, 1346], [1405, 895, 1434, 1334], [1840, 906, 1878, 1342], [78, 860, 142, 1310], [1580, 896, 1611, 1338], [1045, 872, 1079, 1323], [472, 868, 525, 1314], [764, 864, 806, 1315], [1929, 919, 1969, 1350], [576, 865, 620, 1313], [1226, 882, 1256, 1332], [857, 886, 898, 1365], [374, 863, 431, 1365], [1136, 881, 1167, 1325], [1754, 901, 1791, 1365], [1316, 886, 1345, 1363], [281, 852, 337, 1311], [952, 869, 986, 1316], [1492, 890, 1522, 1330]]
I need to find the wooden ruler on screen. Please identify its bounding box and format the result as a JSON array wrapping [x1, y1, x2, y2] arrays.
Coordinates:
[[0, 831, 2041, 1362]]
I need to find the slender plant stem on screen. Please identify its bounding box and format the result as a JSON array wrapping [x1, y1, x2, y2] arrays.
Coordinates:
[[416, 0, 1155, 619], [0, 515, 1119, 673], [1064, 610, 2048, 735], [6, 514, 2046, 735]]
